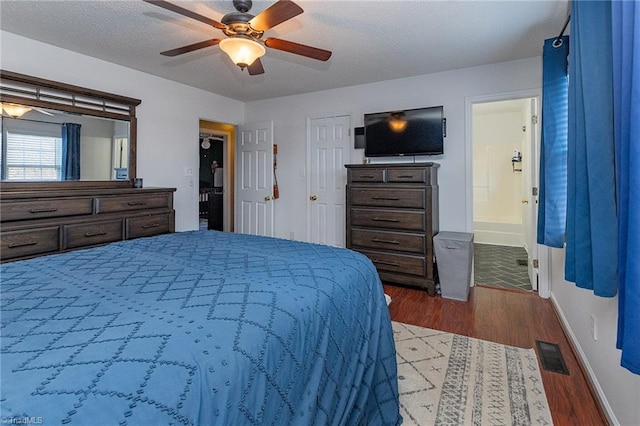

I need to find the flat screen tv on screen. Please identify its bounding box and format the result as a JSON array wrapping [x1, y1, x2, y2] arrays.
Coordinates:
[[364, 106, 445, 157]]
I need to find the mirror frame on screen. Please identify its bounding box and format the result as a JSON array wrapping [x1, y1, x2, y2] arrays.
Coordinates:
[[0, 70, 141, 191]]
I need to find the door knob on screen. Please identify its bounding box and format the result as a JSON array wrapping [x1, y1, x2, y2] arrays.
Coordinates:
[[310, 195, 318, 201], [264, 195, 272, 201], [522, 199, 529, 204]]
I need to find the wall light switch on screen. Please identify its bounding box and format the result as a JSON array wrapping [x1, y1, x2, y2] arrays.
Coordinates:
[[184, 167, 194, 177]]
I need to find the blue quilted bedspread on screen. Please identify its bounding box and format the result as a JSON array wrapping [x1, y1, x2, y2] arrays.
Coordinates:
[[1, 231, 400, 425]]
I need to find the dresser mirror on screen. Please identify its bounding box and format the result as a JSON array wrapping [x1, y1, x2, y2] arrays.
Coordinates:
[[0, 70, 141, 190], [1, 106, 131, 182]]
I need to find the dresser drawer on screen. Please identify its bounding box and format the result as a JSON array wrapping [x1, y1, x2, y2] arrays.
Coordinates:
[[96, 193, 170, 214], [348, 168, 384, 183], [351, 208, 425, 231], [360, 249, 426, 277], [387, 167, 429, 183], [351, 228, 425, 254], [1, 227, 60, 260], [1, 197, 93, 222], [64, 220, 123, 249], [126, 213, 171, 239], [350, 188, 425, 208]]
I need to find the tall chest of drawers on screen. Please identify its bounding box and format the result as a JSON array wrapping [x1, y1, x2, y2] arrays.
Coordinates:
[[1, 187, 175, 262], [345, 163, 439, 295]]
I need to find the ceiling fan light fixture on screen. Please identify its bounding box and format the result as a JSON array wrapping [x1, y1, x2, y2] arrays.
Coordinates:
[[1, 103, 32, 118], [219, 37, 265, 68], [388, 113, 408, 132]]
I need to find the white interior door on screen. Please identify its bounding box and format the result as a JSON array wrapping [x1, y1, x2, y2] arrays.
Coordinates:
[[307, 114, 351, 247], [235, 121, 274, 237], [526, 98, 540, 291]]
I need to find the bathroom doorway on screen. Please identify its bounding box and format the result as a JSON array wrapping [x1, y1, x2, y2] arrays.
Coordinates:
[[471, 96, 538, 292]]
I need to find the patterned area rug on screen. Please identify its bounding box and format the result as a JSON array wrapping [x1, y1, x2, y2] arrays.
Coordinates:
[[393, 322, 553, 425]]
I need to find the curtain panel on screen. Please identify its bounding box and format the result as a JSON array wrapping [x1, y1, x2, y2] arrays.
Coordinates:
[[527, 0, 638, 375], [537, 36, 569, 248], [612, 0, 640, 376], [61, 123, 81, 181], [565, 0, 617, 297]]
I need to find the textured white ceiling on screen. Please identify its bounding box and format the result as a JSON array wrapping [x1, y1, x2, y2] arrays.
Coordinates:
[[0, 0, 569, 102]]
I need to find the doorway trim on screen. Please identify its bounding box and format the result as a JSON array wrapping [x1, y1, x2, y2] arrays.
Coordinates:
[[464, 89, 550, 298], [198, 119, 235, 232]]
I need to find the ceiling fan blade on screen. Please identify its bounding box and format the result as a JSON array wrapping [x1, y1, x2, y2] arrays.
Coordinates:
[[160, 39, 221, 57], [143, 0, 226, 30], [264, 38, 332, 61], [249, 0, 303, 32], [35, 108, 54, 116], [247, 58, 265, 75]]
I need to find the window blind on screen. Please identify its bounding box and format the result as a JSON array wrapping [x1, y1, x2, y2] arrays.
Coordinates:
[[4, 131, 62, 180]]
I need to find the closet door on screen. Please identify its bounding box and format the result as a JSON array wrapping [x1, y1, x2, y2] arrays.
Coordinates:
[[235, 121, 274, 237]]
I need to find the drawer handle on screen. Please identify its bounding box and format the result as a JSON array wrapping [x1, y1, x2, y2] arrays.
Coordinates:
[[128, 201, 148, 206], [358, 174, 375, 179], [30, 208, 58, 213], [85, 231, 107, 237], [371, 238, 400, 245], [397, 175, 415, 179], [141, 223, 161, 229], [371, 197, 400, 201], [372, 259, 400, 267], [8, 240, 38, 248], [372, 217, 400, 223]]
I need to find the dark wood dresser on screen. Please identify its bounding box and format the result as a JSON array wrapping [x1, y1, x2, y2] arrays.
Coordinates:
[[345, 163, 439, 295], [1, 187, 176, 261]]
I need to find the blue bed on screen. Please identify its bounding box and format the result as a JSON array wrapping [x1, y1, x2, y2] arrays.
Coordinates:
[[1, 230, 401, 425]]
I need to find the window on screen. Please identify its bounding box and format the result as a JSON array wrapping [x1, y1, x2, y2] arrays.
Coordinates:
[[1, 127, 62, 181]]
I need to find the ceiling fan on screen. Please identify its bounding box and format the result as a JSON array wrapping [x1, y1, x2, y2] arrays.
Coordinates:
[[143, 0, 332, 75], [0, 103, 54, 118]]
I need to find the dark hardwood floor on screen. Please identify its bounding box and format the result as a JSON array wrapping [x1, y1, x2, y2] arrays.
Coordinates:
[[384, 283, 608, 426]]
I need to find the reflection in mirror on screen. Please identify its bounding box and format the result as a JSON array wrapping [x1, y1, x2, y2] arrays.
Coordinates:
[[1, 105, 130, 182]]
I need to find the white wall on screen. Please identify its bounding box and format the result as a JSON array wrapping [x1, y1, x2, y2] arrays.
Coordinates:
[[472, 108, 526, 246], [244, 58, 542, 241], [80, 116, 115, 180], [1, 31, 244, 231], [473, 110, 524, 224], [81, 135, 112, 180], [551, 249, 640, 426]]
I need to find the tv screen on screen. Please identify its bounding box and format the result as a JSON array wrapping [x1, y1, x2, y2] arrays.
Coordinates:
[[364, 106, 445, 157]]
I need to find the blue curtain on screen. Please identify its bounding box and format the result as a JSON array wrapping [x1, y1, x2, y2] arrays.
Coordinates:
[[61, 123, 81, 180], [537, 36, 569, 248], [613, 0, 640, 375], [565, 1, 617, 297]]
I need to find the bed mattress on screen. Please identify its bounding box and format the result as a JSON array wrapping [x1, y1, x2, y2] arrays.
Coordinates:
[[1, 230, 400, 425]]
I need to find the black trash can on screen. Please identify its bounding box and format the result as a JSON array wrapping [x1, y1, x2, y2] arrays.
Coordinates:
[[433, 232, 474, 301]]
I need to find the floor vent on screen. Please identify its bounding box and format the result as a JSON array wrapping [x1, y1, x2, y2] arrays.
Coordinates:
[[536, 340, 570, 375]]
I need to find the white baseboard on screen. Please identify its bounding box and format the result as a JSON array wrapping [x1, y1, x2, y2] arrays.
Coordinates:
[[549, 293, 619, 425], [473, 230, 524, 246]]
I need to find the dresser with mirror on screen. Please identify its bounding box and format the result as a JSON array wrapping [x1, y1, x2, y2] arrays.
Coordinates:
[[0, 70, 175, 261]]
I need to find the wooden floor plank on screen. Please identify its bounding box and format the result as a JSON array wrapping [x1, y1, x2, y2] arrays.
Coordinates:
[[384, 283, 608, 426]]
